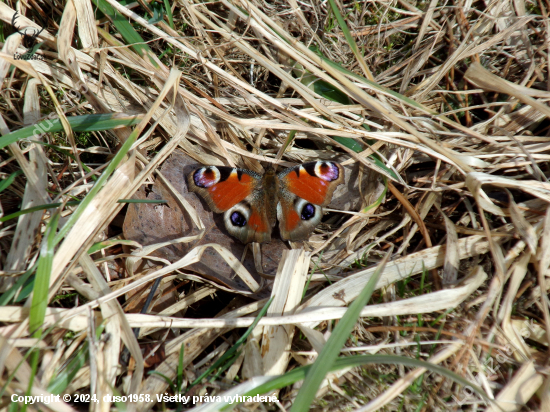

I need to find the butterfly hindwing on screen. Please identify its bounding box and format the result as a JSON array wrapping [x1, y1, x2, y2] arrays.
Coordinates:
[[277, 196, 323, 241], [223, 202, 272, 244]]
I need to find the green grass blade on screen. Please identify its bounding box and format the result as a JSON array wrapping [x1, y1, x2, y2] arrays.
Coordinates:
[[0, 113, 141, 151], [147, 2, 164, 24], [147, 371, 176, 390], [29, 211, 60, 338], [189, 297, 273, 389], [298, 75, 363, 152], [1, 198, 167, 224], [47, 342, 88, 394], [117, 199, 168, 204], [52, 122, 140, 245], [332, 135, 363, 153], [366, 151, 399, 181], [0, 264, 36, 306], [27, 140, 98, 181], [311, 78, 352, 105], [0, 170, 23, 194], [362, 176, 388, 213], [14, 275, 36, 302], [87, 239, 141, 254], [326, 0, 371, 79], [92, 0, 159, 67], [177, 343, 185, 392], [291, 247, 393, 411], [22, 212, 60, 412], [48, 325, 104, 394], [0, 201, 80, 223], [309, 45, 434, 114], [163, 0, 175, 29], [214, 354, 489, 410]]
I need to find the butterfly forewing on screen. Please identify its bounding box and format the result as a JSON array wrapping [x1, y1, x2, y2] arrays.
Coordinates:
[[277, 161, 344, 206], [187, 166, 259, 212]]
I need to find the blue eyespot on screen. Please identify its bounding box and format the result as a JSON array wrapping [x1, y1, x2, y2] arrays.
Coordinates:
[[230, 211, 247, 227], [301, 203, 315, 220]]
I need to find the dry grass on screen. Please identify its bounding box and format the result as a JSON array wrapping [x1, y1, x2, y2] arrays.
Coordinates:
[[1, 0, 549, 410]]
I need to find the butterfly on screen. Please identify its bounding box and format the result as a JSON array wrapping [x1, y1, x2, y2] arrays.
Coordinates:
[[187, 161, 345, 243]]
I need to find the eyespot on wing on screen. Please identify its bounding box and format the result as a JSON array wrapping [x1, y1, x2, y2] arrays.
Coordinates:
[[188, 166, 258, 212], [279, 161, 344, 206]]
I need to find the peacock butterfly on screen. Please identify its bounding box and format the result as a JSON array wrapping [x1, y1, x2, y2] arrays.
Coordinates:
[[187, 161, 344, 243]]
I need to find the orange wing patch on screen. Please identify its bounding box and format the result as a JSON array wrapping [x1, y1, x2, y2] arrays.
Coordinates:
[[248, 209, 269, 233], [284, 168, 330, 205], [284, 208, 300, 232], [207, 172, 254, 211]]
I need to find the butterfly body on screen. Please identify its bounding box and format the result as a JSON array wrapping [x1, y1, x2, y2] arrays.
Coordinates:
[[187, 161, 344, 243]]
